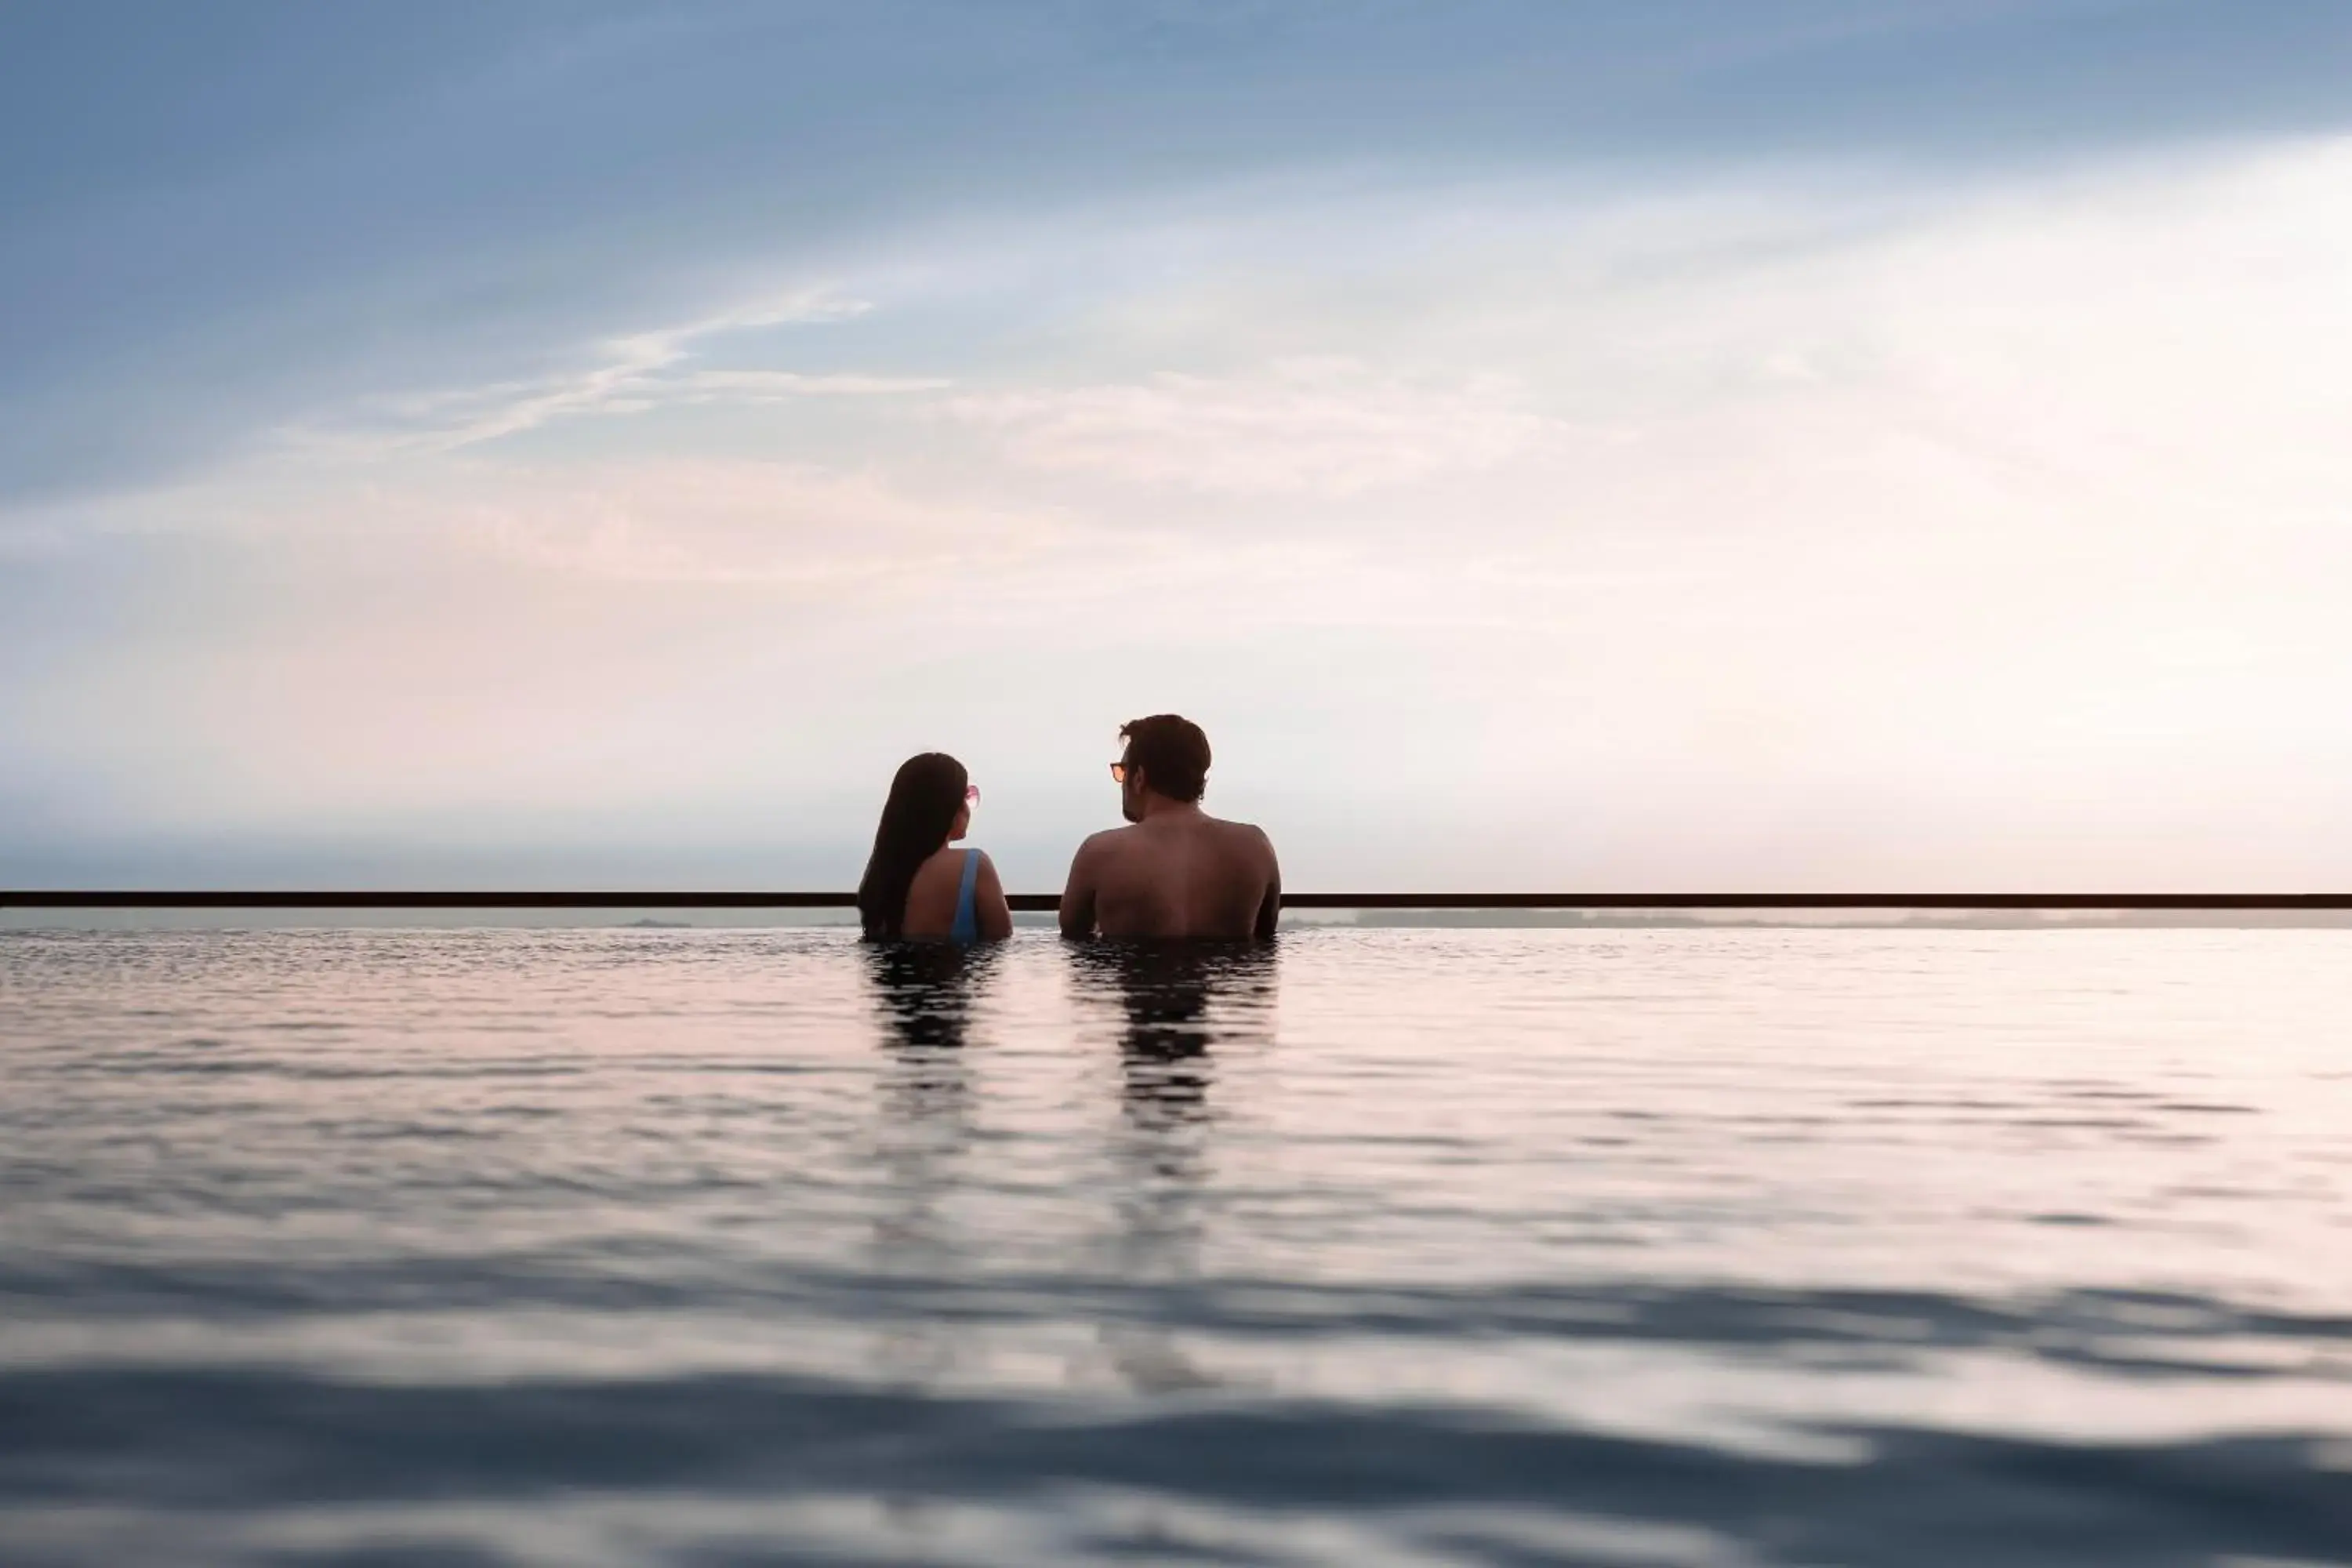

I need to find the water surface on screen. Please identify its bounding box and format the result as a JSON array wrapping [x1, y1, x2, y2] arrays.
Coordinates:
[[3, 927, 2350, 1565]]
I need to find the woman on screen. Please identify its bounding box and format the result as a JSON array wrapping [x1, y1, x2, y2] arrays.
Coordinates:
[[856, 753, 1013, 942]]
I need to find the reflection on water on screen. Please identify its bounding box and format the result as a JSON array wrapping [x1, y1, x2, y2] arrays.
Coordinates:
[[1081, 943, 1279, 1399], [869, 940, 999, 1058], [1087, 939, 1275, 1132], [862, 942, 997, 1403], [4, 926, 2351, 1566]]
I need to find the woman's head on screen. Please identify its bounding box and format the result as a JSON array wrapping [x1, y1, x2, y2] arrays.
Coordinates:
[[856, 753, 974, 939]]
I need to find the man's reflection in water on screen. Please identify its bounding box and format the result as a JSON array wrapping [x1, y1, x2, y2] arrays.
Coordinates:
[[1069, 940, 1278, 1393], [861, 942, 1000, 1399], [1077, 942, 1277, 1139]]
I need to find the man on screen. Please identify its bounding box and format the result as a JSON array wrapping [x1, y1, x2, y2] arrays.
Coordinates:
[[1059, 714, 1281, 940]]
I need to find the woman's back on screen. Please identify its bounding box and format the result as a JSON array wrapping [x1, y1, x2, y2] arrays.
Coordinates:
[[899, 844, 1011, 942]]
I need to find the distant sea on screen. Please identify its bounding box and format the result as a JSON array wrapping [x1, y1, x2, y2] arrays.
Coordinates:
[[4, 925, 2348, 1566]]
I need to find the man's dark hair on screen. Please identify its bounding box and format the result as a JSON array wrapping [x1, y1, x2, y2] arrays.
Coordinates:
[[1120, 714, 1210, 802]]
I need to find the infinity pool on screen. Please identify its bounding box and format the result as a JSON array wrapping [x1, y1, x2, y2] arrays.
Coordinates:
[[3, 927, 2349, 1565]]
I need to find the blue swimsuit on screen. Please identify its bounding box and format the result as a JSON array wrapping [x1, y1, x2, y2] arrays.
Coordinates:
[[948, 848, 982, 944]]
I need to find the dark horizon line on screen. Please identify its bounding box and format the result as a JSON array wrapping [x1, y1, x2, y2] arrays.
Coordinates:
[[7, 891, 2352, 912]]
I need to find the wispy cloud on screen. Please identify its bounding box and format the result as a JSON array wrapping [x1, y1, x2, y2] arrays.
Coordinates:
[[62, 450, 1069, 590], [440, 457, 1058, 587], [947, 358, 1569, 496], [281, 289, 895, 457], [659, 370, 953, 402]]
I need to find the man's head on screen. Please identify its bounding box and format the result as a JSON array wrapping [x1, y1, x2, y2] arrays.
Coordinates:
[[1115, 713, 1210, 822]]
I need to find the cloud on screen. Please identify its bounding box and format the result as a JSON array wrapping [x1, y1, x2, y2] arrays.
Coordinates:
[[433, 456, 1058, 587], [945, 358, 1569, 496], [661, 370, 954, 402], [62, 451, 1066, 592], [279, 289, 886, 457], [13, 0, 2352, 523]]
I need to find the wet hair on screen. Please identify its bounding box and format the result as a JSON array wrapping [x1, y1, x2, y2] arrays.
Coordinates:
[[1119, 714, 1210, 803], [857, 752, 969, 940]]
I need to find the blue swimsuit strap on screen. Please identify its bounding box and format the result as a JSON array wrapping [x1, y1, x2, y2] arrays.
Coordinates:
[[949, 848, 982, 943]]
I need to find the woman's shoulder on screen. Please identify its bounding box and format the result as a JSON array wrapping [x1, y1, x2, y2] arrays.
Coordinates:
[[912, 843, 971, 878], [909, 844, 989, 884]]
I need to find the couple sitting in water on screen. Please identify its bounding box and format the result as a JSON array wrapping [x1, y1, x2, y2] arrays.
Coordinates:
[[855, 713, 1282, 943]]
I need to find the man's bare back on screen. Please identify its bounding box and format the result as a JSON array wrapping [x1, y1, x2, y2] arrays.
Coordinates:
[[1062, 809, 1279, 940], [1060, 714, 1280, 941]]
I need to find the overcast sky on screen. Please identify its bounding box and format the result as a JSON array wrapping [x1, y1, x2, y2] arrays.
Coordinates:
[[5, 2, 2350, 891]]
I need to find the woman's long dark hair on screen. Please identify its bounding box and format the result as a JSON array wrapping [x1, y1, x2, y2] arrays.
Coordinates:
[[856, 753, 969, 940]]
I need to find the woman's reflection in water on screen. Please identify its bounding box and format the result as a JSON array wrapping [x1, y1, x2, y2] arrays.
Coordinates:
[[862, 941, 1000, 1394], [1070, 940, 1279, 1393]]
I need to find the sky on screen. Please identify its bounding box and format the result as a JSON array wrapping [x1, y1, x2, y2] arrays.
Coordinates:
[[5, 1, 2351, 892]]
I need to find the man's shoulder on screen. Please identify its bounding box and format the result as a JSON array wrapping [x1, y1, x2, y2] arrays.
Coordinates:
[[1207, 815, 1275, 850], [1074, 825, 1138, 858]]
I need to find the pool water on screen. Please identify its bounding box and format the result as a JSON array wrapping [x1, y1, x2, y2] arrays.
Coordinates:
[[3, 926, 2349, 1565]]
